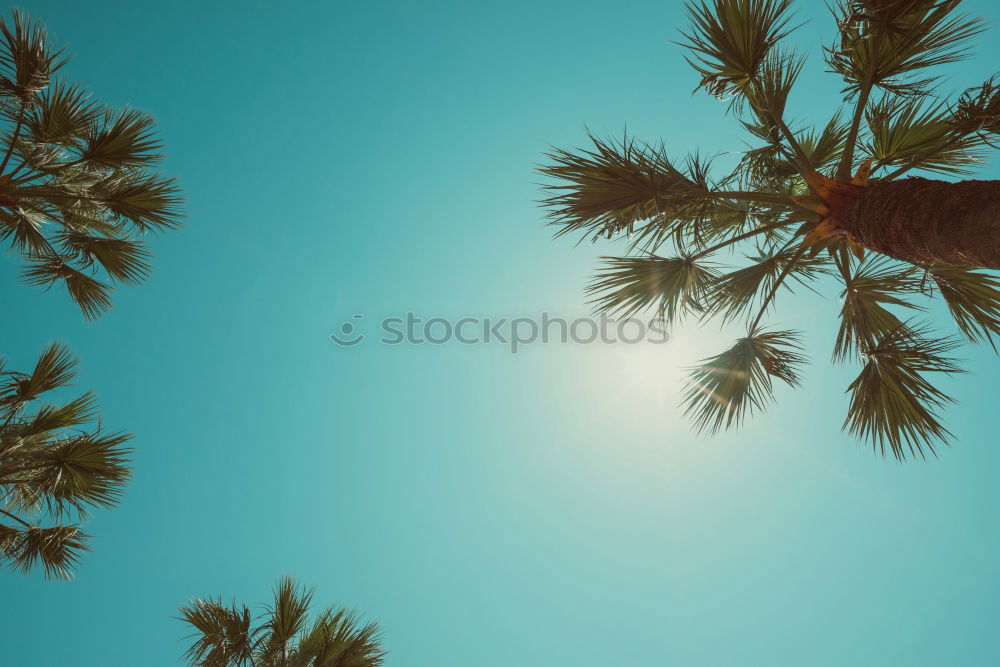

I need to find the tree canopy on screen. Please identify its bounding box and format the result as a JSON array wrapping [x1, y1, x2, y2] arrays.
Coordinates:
[[179, 577, 386, 667], [541, 0, 1000, 460], [0, 9, 183, 319]]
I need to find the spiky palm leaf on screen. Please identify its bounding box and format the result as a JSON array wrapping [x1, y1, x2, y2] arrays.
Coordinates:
[[541, 0, 997, 458], [0, 342, 131, 579], [0, 9, 182, 319], [825, 0, 983, 97], [704, 245, 829, 323], [833, 257, 923, 361], [679, 0, 796, 102], [588, 255, 719, 323], [179, 577, 385, 667], [865, 97, 986, 176], [845, 324, 963, 460], [682, 328, 806, 433], [924, 263, 1000, 347]]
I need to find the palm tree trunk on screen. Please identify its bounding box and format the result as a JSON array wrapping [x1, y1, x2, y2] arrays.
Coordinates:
[[842, 177, 1000, 269]]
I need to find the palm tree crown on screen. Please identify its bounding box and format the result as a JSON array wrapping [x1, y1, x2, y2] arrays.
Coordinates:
[[179, 577, 386, 667], [0, 342, 131, 579], [0, 9, 182, 319], [541, 0, 1000, 460]]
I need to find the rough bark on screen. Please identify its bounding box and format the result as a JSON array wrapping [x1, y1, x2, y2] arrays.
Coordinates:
[[841, 177, 1000, 269]]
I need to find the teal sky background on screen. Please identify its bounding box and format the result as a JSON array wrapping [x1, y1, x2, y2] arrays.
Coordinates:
[[3, 1, 1000, 665]]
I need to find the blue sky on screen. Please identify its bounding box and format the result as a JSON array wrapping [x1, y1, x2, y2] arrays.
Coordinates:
[[3, 0, 1000, 664]]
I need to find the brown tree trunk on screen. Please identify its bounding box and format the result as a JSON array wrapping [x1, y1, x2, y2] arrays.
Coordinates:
[[841, 177, 1000, 269]]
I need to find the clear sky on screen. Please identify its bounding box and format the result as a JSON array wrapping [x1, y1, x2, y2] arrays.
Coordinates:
[[3, 1, 1000, 665]]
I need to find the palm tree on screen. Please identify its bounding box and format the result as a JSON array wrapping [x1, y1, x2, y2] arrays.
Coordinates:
[[540, 0, 1000, 460], [178, 576, 386, 667], [0, 342, 131, 579], [0, 10, 182, 576], [0, 9, 182, 319]]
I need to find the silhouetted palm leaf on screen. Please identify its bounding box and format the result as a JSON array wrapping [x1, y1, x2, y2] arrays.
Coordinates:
[[588, 255, 719, 323], [845, 324, 963, 459], [679, 0, 796, 101], [179, 599, 257, 667], [179, 577, 385, 667], [682, 328, 806, 433], [834, 257, 922, 361], [826, 0, 983, 97], [0, 342, 131, 579], [866, 97, 985, 175], [0, 9, 182, 318], [924, 263, 1000, 346]]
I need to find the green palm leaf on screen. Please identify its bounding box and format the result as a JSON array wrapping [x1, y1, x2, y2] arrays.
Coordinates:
[[179, 578, 385, 667], [22, 256, 113, 320], [258, 577, 315, 661], [844, 324, 963, 459], [924, 263, 1000, 347], [540, 134, 715, 243], [682, 328, 806, 433], [866, 97, 985, 175], [541, 0, 1000, 457], [178, 599, 256, 667], [950, 76, 1000, 141], [81, 107, 163, 168], [0, 9, 183, 317], [25, 79, 99, 146], [826, 0, 983, 97], [834, 257, 922, 361], [0, 9, 66, 101], [705, 246, 828, 323], [13, 525, 89, 579], [679, 0, 796, 101], [588, 255, 719, 323], [1, 343, 130, 579]]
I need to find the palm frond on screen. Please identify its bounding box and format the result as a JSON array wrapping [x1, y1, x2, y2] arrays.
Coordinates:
[[25, 79, 99, 147], [20, 341, 78, 400], [679, 0, 797, 102], [0, 524, 19, 558], [81, 107, 163, 168], [0, 9, 67, 102], [826, 0, 983, 97], [0, 208, 51, 255], [704, 246, 828, 323], [179, 599, 256, 667], [587, 255, 719, 323], [540, 134, 715, 243], [22, 256, 113, 320], [950, 75, 1000, 137], [11, 392, 99, 437], [834, 257, 922, 361], [800, 112, 850, 174], [257, 576, 314, 661], [682, 328, 806, 433], [743, 48, 803, 125], [292, 609, 386, 666], [57, 231, 152, 285], [844, 323, 963, 460], [7, 431, 132, 518], [179, 578, 386, 667], [95, 170, 183, 232], [0, 11, 183, 318], [924, 263, 1000, 347], [12, 525, 90, 580], [866, 96, 985, 176], [1, 343, 129, 579]]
